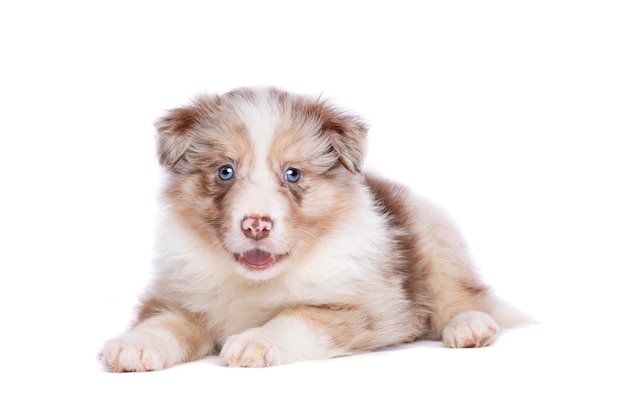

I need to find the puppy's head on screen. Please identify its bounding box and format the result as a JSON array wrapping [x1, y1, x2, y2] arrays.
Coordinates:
[[155, 87, 368, 281]]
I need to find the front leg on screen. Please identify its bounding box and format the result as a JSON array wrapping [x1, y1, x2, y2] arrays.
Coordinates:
[[99, 303, 213, 372], [220, 306, 372, 367]]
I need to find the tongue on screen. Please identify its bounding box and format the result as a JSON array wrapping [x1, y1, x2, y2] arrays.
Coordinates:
[[241, 249, 274, 267]]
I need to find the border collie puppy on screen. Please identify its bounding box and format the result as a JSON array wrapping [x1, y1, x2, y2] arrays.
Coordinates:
[[99, 87, 527, 371]]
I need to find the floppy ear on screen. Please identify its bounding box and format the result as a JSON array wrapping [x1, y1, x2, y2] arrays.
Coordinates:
[[154, 95, 217, 173], [315, 102, 369, 174]]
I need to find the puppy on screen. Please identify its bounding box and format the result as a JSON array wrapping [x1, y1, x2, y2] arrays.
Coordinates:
[[100, 87, 526, 371]]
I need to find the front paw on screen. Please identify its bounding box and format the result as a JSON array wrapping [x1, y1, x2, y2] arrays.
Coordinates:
[[99, 328, 183, 372], [442, 311, 499, 348], [219, 328, 290, 367]]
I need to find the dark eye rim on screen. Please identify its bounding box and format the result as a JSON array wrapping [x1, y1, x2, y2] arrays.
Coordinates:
[[284, 167, 301, 183], [218, 164, 235, 181]]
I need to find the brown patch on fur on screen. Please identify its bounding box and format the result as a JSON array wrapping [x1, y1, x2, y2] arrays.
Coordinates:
[[264, 90, 369, 175], [305, 100, 368, 174], [280, 179, 305, 207], [364, 174, 431, 313], [161, 174, 225, 252], [136, 297, 213, 362], [282, 304, 381, 352], [460, 282, 490, 296], [136, 297, 170, 322], [156, 95, 222, 173]]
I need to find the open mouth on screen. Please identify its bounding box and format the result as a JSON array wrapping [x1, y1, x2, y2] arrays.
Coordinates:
[[235, 249, 285, 271]]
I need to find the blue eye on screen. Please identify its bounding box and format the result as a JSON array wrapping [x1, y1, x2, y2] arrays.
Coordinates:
[[284, 167, 301, 183], [218, 165, 235, 181]]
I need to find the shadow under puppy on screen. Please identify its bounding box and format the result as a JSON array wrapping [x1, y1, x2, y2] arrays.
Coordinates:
[[100, 87, 529, 371]]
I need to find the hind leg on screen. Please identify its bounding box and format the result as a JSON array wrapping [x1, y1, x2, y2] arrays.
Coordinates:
[[429, 283, 500, 349], [423, 251, 499, 348], [413, 199, 499, 348], [426, 272, 499, 348]]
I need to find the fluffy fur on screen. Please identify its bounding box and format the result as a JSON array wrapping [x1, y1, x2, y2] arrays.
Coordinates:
[[99, 87, 527, 371]]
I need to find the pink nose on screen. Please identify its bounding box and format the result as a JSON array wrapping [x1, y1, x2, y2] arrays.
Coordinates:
[[241, 216, 273, 240]]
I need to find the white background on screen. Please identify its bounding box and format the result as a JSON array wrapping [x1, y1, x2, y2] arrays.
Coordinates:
[[1, 1, 624, 415]]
